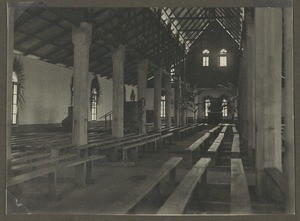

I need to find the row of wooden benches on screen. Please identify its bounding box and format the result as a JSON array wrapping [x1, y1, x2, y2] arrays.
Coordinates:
[[109, 155, 252, 214]]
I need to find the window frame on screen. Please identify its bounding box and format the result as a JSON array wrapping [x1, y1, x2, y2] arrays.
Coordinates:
[[202, 49, 210, 67], [91, 88, 97, 121], [219, 49, 227, 67], [161, 95, 166, 118]]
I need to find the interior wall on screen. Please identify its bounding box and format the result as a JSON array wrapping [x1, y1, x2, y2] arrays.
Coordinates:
[[197, 88, 234, 120], [145, 88, 175, 117], [14, 54, 137, 130]]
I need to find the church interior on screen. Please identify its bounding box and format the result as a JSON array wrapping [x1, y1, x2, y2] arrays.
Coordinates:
[[4, 3, 294, 215]]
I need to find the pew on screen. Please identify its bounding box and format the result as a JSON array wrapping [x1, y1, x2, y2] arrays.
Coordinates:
[[119, 133, 172, 164], [178, 124, 197, 139], [157, 157, 211, 214], [220, 125, 228, 134], [231, 134, 240, 158], [230, 158, 252, 214], [111, 157, 182, 214], [8, 154, 105, 189], [186, 133, 210, 166], [207, 133, 225, 166], [10, 153, 77, 173]]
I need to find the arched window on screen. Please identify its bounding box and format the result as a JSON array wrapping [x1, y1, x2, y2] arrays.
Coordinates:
[[12, 72, 18, 125], [91, 88, 97, 121], [205, 99, 211, 117], [161, 95, 166, 118], [90, 76, 100, 121], [219, 49, 227, 67], [222, 99, 228, 117], [202, 49, 210, 67]]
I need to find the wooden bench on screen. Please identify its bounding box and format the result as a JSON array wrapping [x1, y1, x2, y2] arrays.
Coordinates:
[[220, 125, 228, 134], [119, 133, 164, 164], [208, 126, 221, 141], [10, 153, 77, 173], [231, 134, 240, 158], [230, 158, 252, 214], [265, 167, 285, 203], [8, 154, 105, 190], [111, 157, 182, 214], [232, 126, 237, 134], [186, 133, 210, 166], [157, 157, 211, 214], [10, 152, 50, 165], [178, 125, 197, 139], [207, 133, 225, 165]]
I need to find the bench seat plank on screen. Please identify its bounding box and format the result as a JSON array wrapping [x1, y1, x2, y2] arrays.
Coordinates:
[[186, 133, 210, 152], [231, 159, 252, 214], [112, 157, 183, 214], [158, 157, 211, 214], [11, 153, 50, 165]]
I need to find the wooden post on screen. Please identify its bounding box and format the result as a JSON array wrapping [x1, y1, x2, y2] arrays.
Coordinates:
[[72, 22, 92, 146], [154, 67, 162, 132], [282, 7, 295, 214], [165, 73, 172, 128], [137, 59, 148, 134], [112, 45, 125, 138], [6, 5, 14, 163], [254, 8, 282, 196]]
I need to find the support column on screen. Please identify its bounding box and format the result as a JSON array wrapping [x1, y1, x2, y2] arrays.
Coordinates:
[[181, 82, 187, 126], [154, 67, 162, 132], [282, 7, 294, 214], [112, 45, 125, 138], [137, 59, 148, 134], [165, 73, 172, 128], [245, 12, 255, 163], [72, 23, 92, 146], [6, 5, 14, 162], [254, 8, 282, 196], [174, 76, 181, 126]]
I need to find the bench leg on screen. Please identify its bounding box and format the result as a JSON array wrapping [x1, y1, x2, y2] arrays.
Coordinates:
[[48, 172, 60, 200], [155, 182, 161, 196], [134, 146, 139, 163], [201, 170, 208, 184], [75, 163, 87, 187], [169, 168, 176, 185], [86, 161, 93, 184], [189, 152, 193, 166], [123, 149, 127, 164]]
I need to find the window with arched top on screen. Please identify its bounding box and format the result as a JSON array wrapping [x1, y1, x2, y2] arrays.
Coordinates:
[[91, 88, 97, 121], [205, 99, 211, 117], [202, 49, 210, 67], [161, 95, 166, 118], [219, 49, 227, 67], [222, 99, 228, 117], [12, 72, 18, 125]]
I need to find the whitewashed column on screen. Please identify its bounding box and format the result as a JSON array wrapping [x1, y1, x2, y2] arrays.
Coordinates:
[[154, 67, 162, 132], [137, 59, 148, 134], [72, 22, 92, 146], [165, 73, 172, 128], [112, 45, 125, 138]]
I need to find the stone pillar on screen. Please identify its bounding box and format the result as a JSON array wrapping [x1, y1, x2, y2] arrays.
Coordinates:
[[245, 12, 255, 163], [154, 67, 162, 132], [6, 6, 14, 161], [165, 73, 172, 128], [112, 45, 125, 138], [254, 8, 282, 196], [137, 59, 148, 134], [72, 22, 92, 146], [282, 7, 294, 214]]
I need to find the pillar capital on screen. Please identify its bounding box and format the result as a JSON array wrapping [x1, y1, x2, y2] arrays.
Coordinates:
[[72, 22, 92, 46]]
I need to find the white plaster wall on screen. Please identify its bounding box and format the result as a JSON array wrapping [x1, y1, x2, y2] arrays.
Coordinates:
[[16, 54, 138, 125], [16, 55, 72, 125]]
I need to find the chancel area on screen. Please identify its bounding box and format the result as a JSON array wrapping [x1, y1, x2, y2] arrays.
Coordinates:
[[5, 4, 294, 215]]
